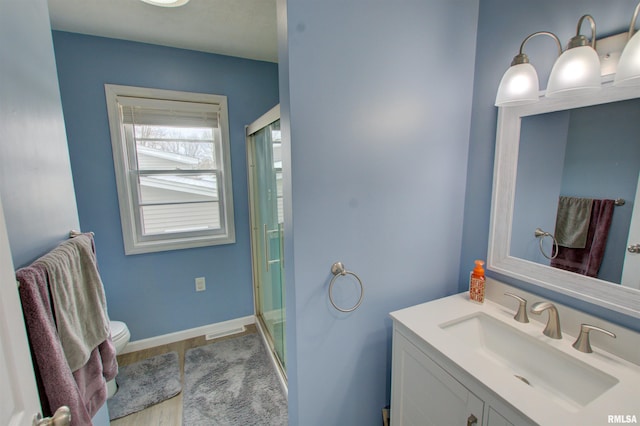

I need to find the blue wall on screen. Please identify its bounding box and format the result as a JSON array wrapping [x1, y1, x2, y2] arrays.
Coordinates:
[[461, 0, 640, 331], [52, 32, 279, 340], [279, 1, 479, 424], [0, 1, 80, 268]]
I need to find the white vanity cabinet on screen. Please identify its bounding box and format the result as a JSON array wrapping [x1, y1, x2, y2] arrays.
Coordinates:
[[390, 323, 533, 426], [390, 291, 640, 425], [391, 329, 483, 425]]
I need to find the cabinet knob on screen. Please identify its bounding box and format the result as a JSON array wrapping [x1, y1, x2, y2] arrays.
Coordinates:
[[467, 413, 478, 426]]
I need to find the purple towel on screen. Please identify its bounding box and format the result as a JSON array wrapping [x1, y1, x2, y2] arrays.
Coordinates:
[[551, 199, 615, 277], [17, 264, 117, 425], [73, 339, 118, 418]]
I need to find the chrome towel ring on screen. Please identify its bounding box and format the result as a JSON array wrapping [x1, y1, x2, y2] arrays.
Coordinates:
[[534, 228, 559, 259], [329, 262, 364, 313]]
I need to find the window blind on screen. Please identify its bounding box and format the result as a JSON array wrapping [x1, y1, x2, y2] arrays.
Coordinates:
[[117, 96, 219, 128]]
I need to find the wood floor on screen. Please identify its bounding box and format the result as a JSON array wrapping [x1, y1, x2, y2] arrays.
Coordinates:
[[110, 324, 257, 426]]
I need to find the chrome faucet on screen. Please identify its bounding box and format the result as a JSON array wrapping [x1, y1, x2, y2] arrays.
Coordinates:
[[504, 292, 529, 323], [530, 301, 562, 339], [572, 324, 616, 353]]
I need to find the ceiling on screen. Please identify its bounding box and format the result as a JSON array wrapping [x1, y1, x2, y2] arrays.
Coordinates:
[[47, 0, 278, 63]]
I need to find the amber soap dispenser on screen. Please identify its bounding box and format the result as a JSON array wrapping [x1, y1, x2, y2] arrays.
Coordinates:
[[469, 259, 485, 303]]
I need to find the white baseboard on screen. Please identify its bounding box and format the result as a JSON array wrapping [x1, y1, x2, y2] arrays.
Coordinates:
[[121, 315, 255, 354]]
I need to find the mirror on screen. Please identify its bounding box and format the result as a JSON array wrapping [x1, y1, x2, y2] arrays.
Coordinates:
[[511, 99, 640, 285], [488, 79, 640, 319]]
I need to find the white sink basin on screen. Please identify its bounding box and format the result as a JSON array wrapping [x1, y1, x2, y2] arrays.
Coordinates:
[[440, 312, 619, 410]]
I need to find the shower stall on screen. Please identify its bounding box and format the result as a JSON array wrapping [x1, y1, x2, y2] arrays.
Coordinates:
[[246, 105, 286, 379]]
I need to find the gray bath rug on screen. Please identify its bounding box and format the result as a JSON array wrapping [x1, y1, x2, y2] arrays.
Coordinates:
[[183, 333, 287, 425], [107, 351, 181, 420]]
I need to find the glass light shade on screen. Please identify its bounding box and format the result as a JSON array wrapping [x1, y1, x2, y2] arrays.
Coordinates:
[[495, 63, 540, 107], [139, 0, 190, 7], [615, 31, 640, 86], [546, 46, 601, 97]]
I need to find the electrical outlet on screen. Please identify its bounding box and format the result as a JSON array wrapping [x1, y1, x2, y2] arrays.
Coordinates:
[[195, 277, 206, 292]]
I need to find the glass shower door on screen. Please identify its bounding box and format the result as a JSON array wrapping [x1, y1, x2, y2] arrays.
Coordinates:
[[247, 113, 286, 374]]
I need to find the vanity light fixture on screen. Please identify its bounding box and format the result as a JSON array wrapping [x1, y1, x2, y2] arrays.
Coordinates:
[[139, 0, 190, 7], [546, 15, 601, 97], [615, 2, 640, 86], [495, 31, 562, 107]]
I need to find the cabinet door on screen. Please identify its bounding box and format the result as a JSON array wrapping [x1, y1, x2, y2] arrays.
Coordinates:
[[487, 407, 514, 426], [391, 331, 484, 425]]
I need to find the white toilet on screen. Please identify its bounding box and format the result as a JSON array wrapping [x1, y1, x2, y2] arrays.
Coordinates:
[[107, 320, 130, 398]]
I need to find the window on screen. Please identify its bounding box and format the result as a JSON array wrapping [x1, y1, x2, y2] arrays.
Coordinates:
[[105, 85, 235, 254]]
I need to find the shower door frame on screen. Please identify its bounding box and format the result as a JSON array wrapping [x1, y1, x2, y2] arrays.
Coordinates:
[[246, 105, 286, 381]]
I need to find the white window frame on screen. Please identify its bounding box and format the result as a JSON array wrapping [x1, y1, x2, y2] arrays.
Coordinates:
[[105, 84, 235, 254]]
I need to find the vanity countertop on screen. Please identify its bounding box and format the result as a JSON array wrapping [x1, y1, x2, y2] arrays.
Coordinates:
[[390, 293, 640, 425]]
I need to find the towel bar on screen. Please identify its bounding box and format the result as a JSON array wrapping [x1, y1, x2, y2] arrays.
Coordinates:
[[69, 230, 95, 238]]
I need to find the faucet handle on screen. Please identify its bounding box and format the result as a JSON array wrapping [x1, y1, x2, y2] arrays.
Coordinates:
[[504, 292, 529, 323], [572, 324, 616, 353]]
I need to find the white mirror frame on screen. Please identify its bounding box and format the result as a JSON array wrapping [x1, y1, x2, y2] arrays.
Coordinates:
[[488, 79, 640, 319]]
